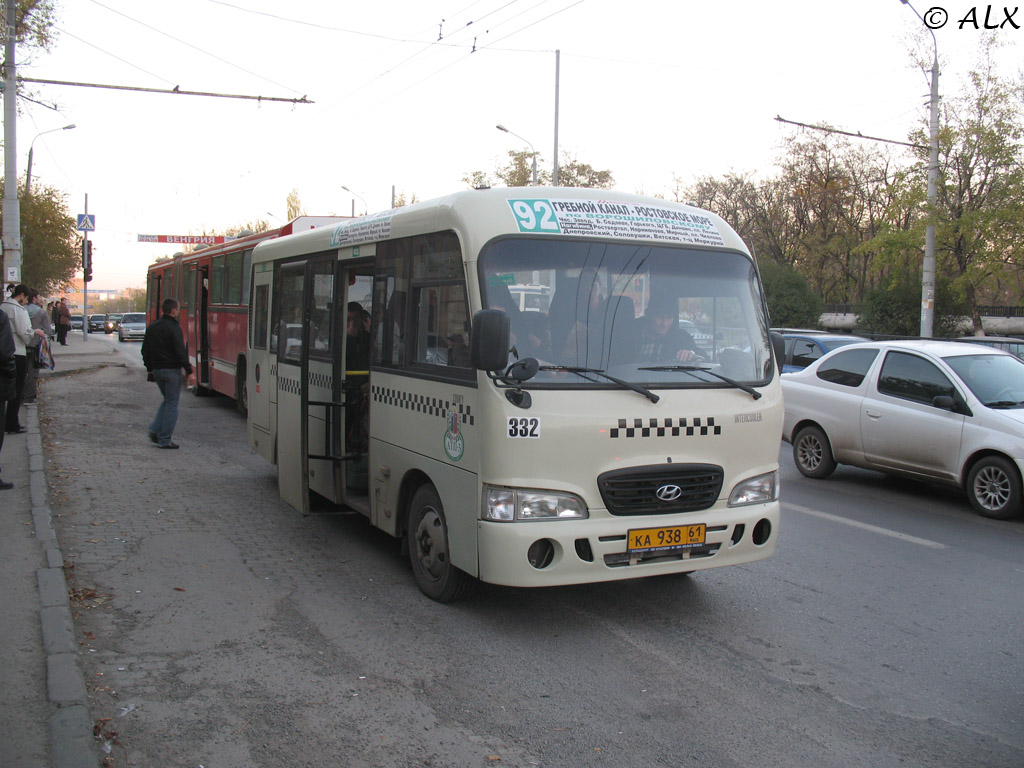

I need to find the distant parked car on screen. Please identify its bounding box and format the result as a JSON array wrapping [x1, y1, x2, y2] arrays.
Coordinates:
[[778, 331, 868, 373], [70, 315, 83, 330], [117, 313, 147, 342], [783, 339, 1024, 519], [104, 313, 123, 334], [88, 314, 106, 333], [953, 335, 1024, 360]]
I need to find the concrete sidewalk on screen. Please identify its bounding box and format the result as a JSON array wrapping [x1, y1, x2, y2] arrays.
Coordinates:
[[2, 333, 128, 768]]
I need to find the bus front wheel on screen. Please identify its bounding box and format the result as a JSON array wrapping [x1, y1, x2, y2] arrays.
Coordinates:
[[407, 484, 473, 603]]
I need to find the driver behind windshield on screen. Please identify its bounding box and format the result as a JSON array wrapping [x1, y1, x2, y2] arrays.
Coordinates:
[[639, 297, 701, 364]]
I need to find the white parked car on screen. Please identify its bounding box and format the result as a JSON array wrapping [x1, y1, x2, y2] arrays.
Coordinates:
[[782, 339, 1024, 519]]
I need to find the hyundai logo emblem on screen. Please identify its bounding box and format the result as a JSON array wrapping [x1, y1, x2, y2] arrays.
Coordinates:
[[656, 484, 683, 502]]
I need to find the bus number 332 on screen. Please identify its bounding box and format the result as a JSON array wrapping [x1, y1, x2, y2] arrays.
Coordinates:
[[507, 417, 541, 438]]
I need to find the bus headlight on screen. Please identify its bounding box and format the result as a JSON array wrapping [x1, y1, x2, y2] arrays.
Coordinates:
[[482, 486, 588, 521], [728, 471, 779, 506]]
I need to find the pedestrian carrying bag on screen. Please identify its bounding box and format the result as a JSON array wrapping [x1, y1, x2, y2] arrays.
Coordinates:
[[32, 340, 55, 370]]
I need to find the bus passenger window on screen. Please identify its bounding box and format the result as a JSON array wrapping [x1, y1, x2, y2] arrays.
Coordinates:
[[309, 264, 334, 353], [412, 283, 470, 367], [277, 267, 305, 363], [253, 284, 269, 350]]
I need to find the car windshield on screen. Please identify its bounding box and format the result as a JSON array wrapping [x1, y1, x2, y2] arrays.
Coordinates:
[[122, 314, 145, 323], [943, 353, 1024, 407], [479, 238, 772, 387]]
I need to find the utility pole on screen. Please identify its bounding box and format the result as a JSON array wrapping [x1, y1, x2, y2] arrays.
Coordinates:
[[553, 50, 560, 187], [2, 0, 21, 284], [83, 194, 89, 341]]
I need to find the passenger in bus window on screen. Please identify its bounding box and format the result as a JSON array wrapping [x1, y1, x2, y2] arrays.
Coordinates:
[[638, 297, 701, 363], [446, 325, 471, 368], [346, 302, 370, 373]]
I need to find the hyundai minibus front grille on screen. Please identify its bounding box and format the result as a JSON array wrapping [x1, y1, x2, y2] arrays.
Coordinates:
[[598, 464, 723, 515]]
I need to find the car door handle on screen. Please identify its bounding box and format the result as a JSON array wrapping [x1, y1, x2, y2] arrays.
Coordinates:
[[865, 409, 881, 419]]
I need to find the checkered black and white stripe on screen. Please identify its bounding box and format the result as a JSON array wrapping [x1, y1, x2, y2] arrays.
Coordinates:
[[372, 386, 475, 426], [309, 371, 332, 389], [609, 417, 720, 438], [279, 375, 301, 396]]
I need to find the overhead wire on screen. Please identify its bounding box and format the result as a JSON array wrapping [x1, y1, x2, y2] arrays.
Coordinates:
[[357, 0, 586, 112], [84, 0, 304, 96], [55, 26, 177, 86]]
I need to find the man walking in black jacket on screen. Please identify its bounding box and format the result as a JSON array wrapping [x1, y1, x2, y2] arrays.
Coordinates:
[[142, 299, 195, 449]]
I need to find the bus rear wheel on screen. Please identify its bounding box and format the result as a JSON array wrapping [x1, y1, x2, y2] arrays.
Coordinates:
[[407, 484, 473, 603]]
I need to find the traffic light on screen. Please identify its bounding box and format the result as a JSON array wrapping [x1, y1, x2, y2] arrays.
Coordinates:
[[82, 239, 93, 283]]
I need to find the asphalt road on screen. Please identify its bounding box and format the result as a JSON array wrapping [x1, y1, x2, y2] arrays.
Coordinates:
[[42, 347, 1024, 768]]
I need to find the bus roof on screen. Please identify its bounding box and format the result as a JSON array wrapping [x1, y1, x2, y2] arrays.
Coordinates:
[[251, 187, 750, 265]]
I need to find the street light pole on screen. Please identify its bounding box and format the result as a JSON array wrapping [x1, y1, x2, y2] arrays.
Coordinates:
[[901, 0, 940, 338], [496, 124, 538, 186], [342, 185, 367, 216], [26, 124, 76, 197]]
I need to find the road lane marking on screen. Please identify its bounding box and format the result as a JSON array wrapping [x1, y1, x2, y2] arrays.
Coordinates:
[[784, 502, 947, 549]]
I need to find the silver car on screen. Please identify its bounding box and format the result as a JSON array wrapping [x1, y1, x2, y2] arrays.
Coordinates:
[[782, 339, 1024, 519], [117, 312, 147, 342]]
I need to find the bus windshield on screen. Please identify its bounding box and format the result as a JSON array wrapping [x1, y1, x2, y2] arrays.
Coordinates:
[[479, 238, 772, 387]]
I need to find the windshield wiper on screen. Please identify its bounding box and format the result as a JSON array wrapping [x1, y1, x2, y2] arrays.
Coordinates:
[[539, 365, 660, 403], [984, 400, 1024, 408], [638, 365, 762, 400]]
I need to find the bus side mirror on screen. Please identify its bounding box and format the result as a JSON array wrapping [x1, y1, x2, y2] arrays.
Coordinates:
[[470, 309, 511, 372], [770, 331, 785, 372]]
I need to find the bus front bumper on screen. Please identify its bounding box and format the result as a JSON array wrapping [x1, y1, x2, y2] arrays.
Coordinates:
[[476, 501, 779, 588]]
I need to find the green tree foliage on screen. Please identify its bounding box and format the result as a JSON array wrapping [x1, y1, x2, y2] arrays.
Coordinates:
[[392, 191, 419, 208], [758, 260, 822, 328], [856, 275, 966, 337], [461, 170, 493, 189], [919, 45, 1024, 332], [680, 40, 1024, 335], [2, 181, 81, 293], [496, 149, 551, 187], [286, 188, 305, 220], [463, 150, 613, 189], [13, 0, 58, 53], [557, 153, 614, 189]]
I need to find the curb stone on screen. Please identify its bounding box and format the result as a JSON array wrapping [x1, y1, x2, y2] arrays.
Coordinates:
[[25, 403, 101, 768]]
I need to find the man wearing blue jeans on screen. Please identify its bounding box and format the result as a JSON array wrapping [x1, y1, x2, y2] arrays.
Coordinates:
[[142, 298, 195, 449]]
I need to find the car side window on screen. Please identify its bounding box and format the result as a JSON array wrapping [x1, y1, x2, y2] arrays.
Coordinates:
[[791, 339, 823, 369], [816, 348, 879, 387], [877, 351, 956, 406]]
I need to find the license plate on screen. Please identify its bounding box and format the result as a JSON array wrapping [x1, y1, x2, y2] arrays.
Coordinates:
[[627, 523, 706, 554]]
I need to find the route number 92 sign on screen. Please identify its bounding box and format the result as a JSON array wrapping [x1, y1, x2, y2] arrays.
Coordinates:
[[509, 200, 562, 233]]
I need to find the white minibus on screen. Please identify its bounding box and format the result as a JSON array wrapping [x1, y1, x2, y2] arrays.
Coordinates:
[[247, 188, 783, 601]]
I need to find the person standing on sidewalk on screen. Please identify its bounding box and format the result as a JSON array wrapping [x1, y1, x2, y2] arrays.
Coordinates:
[[56, 297, 72, 345], [1, 285, 45, 434], [23, 289, 52, 404], [0, 306, 16, 488], [142, 298, 195, 449]]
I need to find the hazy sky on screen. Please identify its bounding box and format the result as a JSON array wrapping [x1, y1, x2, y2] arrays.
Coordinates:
[[12, 0, 1023, 288]]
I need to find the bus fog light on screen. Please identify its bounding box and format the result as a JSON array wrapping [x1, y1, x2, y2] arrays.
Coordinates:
[[527, 539, 556, 569], [728, 471, 778, 506], [482, 486, 588, 521]]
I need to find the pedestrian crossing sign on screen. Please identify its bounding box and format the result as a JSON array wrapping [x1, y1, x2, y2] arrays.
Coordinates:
[[77, 214, 96, 231]]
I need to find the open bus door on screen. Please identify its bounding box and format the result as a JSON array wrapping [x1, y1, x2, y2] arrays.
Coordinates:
[[194, 265, 211, 390], [273, 257, 373, 516], [275, 260, 311, 514]]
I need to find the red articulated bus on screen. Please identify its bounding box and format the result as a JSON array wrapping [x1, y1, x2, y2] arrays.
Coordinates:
[[145, 217, 345, 413]]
